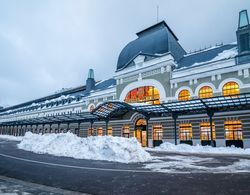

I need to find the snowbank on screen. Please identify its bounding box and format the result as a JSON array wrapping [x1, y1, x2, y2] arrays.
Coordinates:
[[149, 142, 250, 155], [17, 132, 152, 163], [0, 135, 23, 141]]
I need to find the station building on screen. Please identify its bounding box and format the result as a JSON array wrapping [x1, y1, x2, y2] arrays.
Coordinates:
[[0, 10, 250, 148]]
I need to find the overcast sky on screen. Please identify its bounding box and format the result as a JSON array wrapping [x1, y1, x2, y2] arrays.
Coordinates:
[[0, 0, 249, 107]]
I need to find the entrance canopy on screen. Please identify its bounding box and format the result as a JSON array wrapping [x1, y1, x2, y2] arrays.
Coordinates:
[[93, 93, 250, 118], [0, 112, 98, 126], [1, 93, 250, 126]]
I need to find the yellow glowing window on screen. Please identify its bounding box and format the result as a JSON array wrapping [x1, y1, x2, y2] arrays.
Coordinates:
[[88, 128, 94, 136], [199, 86, 213, 98], [179, 123, 192, 141], [124, 86, 160, 105], [224, 120, 243, 140], [153, 124, 163, 140], [200, 122, 216, 140], [107, 126, 112, 136], [178, 90, 191, 101], [97, 127, 103, 136], [122, 125, 130, 138], [222, 82, 240, 96]]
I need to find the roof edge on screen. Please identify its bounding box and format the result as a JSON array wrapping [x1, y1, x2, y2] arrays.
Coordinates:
[[136, 21, 179, 41]]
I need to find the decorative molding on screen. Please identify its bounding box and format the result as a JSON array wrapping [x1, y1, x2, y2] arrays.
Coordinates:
[[238, 69, 243, 76], [243, 69, 249, 78]]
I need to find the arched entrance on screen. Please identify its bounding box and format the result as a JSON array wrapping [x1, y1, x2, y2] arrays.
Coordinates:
[[134, 119, 147, 147]]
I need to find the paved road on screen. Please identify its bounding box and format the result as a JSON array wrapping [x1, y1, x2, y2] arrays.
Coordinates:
[[0, 139, 250, 195], [0, 175, 84, 194]]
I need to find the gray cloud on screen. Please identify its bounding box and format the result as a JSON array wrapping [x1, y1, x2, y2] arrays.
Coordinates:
[[0, 0, 249, 106]]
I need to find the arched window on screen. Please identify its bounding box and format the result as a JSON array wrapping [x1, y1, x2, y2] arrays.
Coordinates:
[[199, 86, 213, 98], [124, 86, 160, 104], [222, 82, 240, 96], [178, 90, 191, 101]]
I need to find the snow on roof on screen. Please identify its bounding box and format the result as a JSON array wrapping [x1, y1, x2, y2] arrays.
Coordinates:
[[177, 43, 238, 70], [190, 47, 237, 67]]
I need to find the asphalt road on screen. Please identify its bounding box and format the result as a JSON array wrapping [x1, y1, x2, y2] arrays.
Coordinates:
[[0, 139, 250, 195]]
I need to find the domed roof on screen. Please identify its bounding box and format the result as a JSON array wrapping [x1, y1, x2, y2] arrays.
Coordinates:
[[116, 21, 185, 71]]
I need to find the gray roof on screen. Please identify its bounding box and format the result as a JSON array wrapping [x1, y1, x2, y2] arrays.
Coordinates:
[[116, 21, 186, 71], [0, 78, 116, 113], [177, 44, 237, 69]]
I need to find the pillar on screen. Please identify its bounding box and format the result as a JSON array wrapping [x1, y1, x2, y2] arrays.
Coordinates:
[[172, 113, 178, 145], [207, 110, 215, 147]]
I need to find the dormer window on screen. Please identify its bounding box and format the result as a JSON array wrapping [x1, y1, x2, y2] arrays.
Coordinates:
[[240, 33, 249, 52], [239, 10, 249, 28]]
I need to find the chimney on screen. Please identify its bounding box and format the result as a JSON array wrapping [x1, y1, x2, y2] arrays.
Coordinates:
[[236, 10, 250, 64], [86, 69, 95, 92]]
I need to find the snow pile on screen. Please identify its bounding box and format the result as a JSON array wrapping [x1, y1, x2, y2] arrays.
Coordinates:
[[0, 135, 23, 141], [17, 132, 152, 163], [150, 142, 250, 155]]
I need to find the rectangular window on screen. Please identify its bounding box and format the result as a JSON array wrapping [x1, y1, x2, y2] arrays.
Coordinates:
[[225, 120, 243, 140], [179, 123, 192, 141], [97, 127, 103, 136], [107, 126, 112, 136], [240, 33, 249, 52], [122, 125, 130, 138], [200, 122, 216, 141], [88, 128, 94, 136], [153, 124, 163, 140]]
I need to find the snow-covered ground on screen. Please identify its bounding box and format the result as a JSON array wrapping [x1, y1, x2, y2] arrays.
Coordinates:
[[0, 135, 23, 141], [148, 142, 250, 155], [144, 155, 250, 173], [17, 132, 152, 163]]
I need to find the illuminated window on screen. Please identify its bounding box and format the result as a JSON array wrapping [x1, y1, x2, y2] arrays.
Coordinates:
[[136, 119, 146, 126], [153, 124, 163, 140], [97, 127, 103, 136], [124, 86, 160, 104], [222, 82, 240, 96], [122, 125, 130, 138], [178, 90, 191, 101], [225, 120, 243, 140], [179, 123, 192, 141], [199, 86, 213, 98], [88, 128, 94, 136], [107, 126, 112, 136], [200, 122, 216, 140]]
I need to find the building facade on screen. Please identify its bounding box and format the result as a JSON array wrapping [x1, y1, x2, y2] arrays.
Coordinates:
[[1, 10, 250, 148]]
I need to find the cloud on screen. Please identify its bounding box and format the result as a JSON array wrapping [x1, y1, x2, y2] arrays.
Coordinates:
[[0, 0, 249, 106]]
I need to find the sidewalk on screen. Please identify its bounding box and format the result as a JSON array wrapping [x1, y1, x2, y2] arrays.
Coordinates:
[[0, 176, 86, 195]]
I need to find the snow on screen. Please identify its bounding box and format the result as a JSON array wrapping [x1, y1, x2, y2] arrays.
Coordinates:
[[190, 47, 238, 67], [0, 135, 23, 141], [144, 155, 250, 173], [149, 142, 250, 155], [17, 132, 152, 163]]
